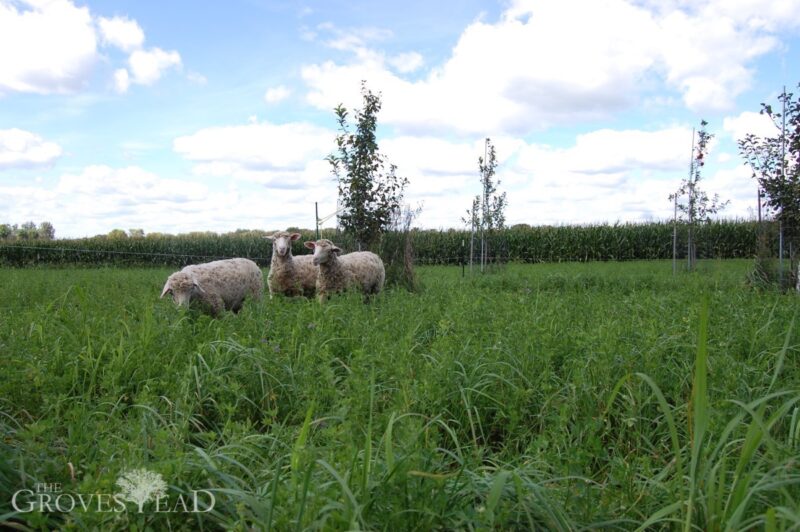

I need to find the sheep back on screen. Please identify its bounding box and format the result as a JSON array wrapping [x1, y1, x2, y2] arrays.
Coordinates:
[[339, 252, 385, 294], [316, 251, 385, 302], [182, 258, 263, 314]]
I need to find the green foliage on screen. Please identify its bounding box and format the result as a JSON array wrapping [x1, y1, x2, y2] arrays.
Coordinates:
[[1, 261, 798, 530], [16, 221, 38, 241], [0, 221, 56, 241], [107, 228, 128, 240], [327, 81, 409, 250]]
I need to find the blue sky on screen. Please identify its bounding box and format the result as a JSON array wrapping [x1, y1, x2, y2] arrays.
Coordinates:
[[1, 0, 798, 237]]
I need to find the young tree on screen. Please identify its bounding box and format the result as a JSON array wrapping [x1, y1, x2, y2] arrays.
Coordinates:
[[0, 224, 12, 240], [462, 138, 507, 271], [738, 85, 800, 286], [669, 120, 728, 270], [327, 81, 408, 250]]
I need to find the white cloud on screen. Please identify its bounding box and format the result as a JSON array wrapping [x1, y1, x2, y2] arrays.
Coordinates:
[[0, 0, 97, 94], [128, 48, 182, 85], [264, 85, 291, 104], [113, 68, 130, 93], [173, 119, 333, 172], [516, 127, 693, 175], [0, 164, 339, 237], [374, 125, 755, 229], [388, 52, 423, 73], [0, 0, 186, 95], [1, 165, 213, 236], [301, 0, 798, 134], [186, 71, 207, 85], [0, 129, 62, 169], [97, 15, 144, 52], [113, 47, 182, 93], [723, 111, 778, 142], [57, 165, 205, 202]]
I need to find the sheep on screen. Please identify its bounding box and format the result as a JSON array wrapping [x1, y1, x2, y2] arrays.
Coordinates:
[[263, 231, 316, 298], [160, 258, 263, 316], [303, 239, 385, 303]]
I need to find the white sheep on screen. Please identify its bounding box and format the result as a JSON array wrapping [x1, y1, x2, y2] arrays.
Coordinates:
[[263, 231, 316, 298], [303, 239, 385, 303], [160, 258, 263, 316]]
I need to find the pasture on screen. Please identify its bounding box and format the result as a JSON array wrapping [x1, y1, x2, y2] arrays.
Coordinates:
[[1, 260, 799, 530]]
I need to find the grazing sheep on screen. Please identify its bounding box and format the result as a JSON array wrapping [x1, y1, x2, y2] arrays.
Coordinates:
[[263, 231, 316, 298], [303, 239, 385, 303], [160, 258, 263, 316]]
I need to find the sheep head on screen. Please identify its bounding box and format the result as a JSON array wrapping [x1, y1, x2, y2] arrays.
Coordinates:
[[304, 239, 341, 265], [160, 271, 205, 307], [265, 231, 301, 257]]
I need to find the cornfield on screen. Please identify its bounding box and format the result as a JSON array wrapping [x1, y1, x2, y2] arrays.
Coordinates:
[[0, 220, 766, 267]]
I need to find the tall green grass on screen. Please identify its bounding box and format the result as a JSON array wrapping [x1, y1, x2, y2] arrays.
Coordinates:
[[0, 260, 798, 530]]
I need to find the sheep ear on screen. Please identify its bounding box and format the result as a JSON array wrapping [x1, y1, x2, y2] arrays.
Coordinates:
[[332, 246, 342, 254], [160, 280, 172, 298], [290, 233, 301, 241], [304, 241, 315, 249], [263, 235, 274, 241], [192, 278, 206, 293]]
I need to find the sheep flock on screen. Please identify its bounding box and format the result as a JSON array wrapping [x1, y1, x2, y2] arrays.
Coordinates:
[[160, 232, 386, 316]]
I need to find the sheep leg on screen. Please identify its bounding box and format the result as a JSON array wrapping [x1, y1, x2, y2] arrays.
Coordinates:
[[208, 295, 224, 317]]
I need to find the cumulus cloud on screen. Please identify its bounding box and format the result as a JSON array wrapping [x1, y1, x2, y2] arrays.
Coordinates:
[[57, 165, 206, 202], [377, 124, 755, 228], [2, 165, 208, 236], [114, 47, 182, 93], [0, 0, 97, 94], [0, 164, 340, 237], [388, 52, 423, 73], [516, 127, 693, 175], [264, 85, 291, 104], [0, 0, 185, 95], [129, 48, 181, 84], [0, 129, 62, 169], [173, 119, 333, 172], [723, 111, 779, 142], [97, 15, 144, 52], [113, 68, 130, 93], [301, 0, 798, 135]]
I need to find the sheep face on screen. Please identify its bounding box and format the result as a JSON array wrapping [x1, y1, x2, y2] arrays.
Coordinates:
[[160, 272, 204, 307], [265, 231, 301, 257], [304, 239, 341, 265]]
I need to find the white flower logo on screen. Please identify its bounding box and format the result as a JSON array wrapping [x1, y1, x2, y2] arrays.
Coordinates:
[[116, 468, 168, 513]]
